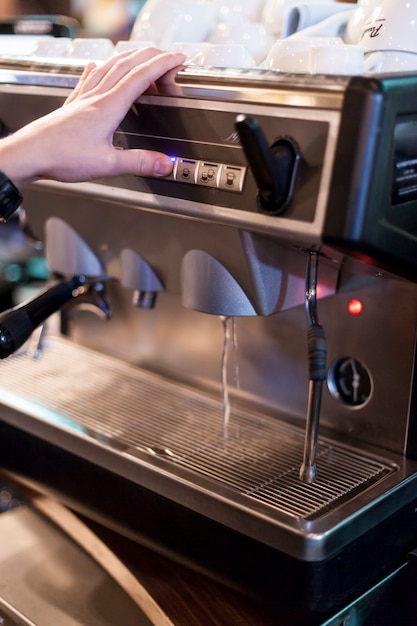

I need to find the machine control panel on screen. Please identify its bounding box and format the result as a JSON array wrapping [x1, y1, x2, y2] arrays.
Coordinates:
[[167, 157, 246, 193], [110, 102, 331, 227]]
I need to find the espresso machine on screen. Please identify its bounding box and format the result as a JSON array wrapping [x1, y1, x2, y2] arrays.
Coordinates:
[[1, 42, 417, 624]]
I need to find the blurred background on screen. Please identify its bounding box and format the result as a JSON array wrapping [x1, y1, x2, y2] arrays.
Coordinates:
[[0, 1, 146, 40]]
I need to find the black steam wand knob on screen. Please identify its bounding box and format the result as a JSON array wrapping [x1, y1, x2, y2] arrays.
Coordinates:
[[0, 275, 86, 359], [235, 114, 299, 214]]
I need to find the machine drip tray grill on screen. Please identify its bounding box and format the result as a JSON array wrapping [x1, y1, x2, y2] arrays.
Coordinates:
[[0, 337, 394, 524]]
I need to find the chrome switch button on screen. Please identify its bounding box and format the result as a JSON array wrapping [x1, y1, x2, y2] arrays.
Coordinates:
[[196, 161, 220, 187], [169, 157, 246, 192], [218, 164, 246, 192], [175, 158, 198, 184]]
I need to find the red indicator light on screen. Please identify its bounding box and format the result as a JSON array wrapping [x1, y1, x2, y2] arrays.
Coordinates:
[[348, 299, 363, 316]]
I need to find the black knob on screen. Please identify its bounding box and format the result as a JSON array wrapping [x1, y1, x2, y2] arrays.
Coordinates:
[[235, 114, 299, 215], [0, 275, 85, 359]]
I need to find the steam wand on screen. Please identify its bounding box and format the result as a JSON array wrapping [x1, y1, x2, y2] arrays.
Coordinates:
[[0, 275, 87, 359], [299, 251, 327, 483]]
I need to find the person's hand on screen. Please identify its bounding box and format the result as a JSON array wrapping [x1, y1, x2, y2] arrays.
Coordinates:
[[0, 47, 185, 190]]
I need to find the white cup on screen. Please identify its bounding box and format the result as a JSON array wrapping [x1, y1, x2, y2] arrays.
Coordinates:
[[32, 37, 72, 58], [114, 40, 157, 53], [196, 43, 256, 68], [345, 0, 382, 44], [66, 38, 115, 60], [286, 9, 354, 39], [364, 49, 417, 73], [170, 41, 210, 64], [309, 43, 364, 74], [131, 0, 216, 49], [209, 21, 274, 65], [281, 1, 356, 38], [130, 0, 178, 45], [262, 0, 347, 37], [0, 35, 50, 56], [159, 1, 216, 50], [359, 0, 417, 54], [214, 0, 265, 23], [262, 36, 342, 72]]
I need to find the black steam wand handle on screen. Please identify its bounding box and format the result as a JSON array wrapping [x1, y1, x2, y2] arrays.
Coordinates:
[[0, 275, 85, 359], [235, 114, 299, 214]]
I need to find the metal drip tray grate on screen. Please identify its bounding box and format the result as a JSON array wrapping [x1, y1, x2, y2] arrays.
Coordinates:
[[0, 338, 394, 522]]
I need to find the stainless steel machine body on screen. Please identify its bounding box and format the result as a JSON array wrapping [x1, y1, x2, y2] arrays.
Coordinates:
[[1, 58, 417, 622]]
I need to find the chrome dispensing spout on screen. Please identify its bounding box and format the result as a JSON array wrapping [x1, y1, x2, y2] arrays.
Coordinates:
[[300, 251, 327, 483], [61, 279, 112, 321], [120, 249, 164, 311]]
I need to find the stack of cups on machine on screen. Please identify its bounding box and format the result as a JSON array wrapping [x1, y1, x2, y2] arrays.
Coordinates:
[[7, 0, 417, 77]]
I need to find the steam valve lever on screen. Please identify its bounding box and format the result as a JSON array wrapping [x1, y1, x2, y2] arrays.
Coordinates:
[[300, 251, 327, 484], [0, 275, 86, 359], [235, 114, 299, 214]]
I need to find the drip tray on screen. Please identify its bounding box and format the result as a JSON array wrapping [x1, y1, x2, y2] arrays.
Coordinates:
[[0, 337, 410, 562]]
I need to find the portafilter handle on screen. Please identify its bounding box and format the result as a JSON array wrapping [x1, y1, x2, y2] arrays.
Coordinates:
[[0, 275, 86, 359]]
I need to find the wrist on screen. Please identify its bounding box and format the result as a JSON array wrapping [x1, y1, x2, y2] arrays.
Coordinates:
[[0, 170, 23, 221], [0, 131, 43, 191]]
